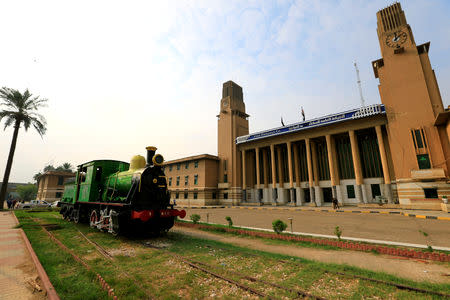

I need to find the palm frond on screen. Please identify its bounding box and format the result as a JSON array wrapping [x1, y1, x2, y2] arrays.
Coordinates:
[[0, 87, 48, 136]]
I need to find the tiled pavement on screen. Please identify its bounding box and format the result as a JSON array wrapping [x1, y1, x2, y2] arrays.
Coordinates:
[[0, 211, 45, 300]]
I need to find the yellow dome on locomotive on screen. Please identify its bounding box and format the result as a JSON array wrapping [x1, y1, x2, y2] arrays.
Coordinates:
[[129, 155, 146, 170]]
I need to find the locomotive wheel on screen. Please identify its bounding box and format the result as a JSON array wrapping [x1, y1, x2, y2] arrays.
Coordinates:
[[108, 210, 120, 236], [89, 210, 98, 229], [65, 207, 73, 221], [73, 209, 80, 224]]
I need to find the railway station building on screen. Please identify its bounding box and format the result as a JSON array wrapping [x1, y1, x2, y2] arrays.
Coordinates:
[[36, 171, 75, 203], [166, 3, 450, 210]]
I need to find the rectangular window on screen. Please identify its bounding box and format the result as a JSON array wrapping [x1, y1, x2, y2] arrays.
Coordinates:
[[212, 192, 216, 199], [57, 176, 64, 185], [56, 192, 62, 198], [185, 162, 189, 169], [417, 154, 431, 169], [424, 188, 438, 199], [347, 185, 355, 199], [169, 165, 172, 171], [194, 161, 199, 168], [414, 129, 424, 148], [194, 192, 198, 199], [168, 178, 172, 186], [224, 160, 227, 171], [177, 163, 180, 170], [95, 167, 102, 182], [184, 176, 189, 185], [175, 192, 179, 199], [224, 174, 228, 183], [194, 175, 198, 185], [176, 176, 180, 186], [184, 192, 188, 199], [371, 184, 381, 197], [80, 167, 87, 183], [224, 193, 228, 199]]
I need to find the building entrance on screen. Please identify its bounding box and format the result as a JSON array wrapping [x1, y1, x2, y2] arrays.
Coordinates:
[[303, 188, 310, 203], [322, 187, 332, 203]]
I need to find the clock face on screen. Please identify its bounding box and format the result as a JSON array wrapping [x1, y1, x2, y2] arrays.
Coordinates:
[[385, 31, 407, 48], [223, 99, 229, 107]]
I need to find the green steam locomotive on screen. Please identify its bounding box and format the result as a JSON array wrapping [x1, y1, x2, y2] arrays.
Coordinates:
[[59, 146, 186, 235]]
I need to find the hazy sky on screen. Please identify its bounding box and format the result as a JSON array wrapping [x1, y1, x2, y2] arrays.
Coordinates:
[[1, 0, 449, 183]]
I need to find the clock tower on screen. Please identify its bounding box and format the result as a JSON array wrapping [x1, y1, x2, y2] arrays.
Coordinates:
[[372, 3, 449, 202], [217, 81, 249, 204]]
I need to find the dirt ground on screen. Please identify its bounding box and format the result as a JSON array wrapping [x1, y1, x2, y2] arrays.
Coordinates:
[[173, 225, 450, 284]]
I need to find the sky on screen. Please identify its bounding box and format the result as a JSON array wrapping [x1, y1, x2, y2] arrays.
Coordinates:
[[1, 0, 449, 183]]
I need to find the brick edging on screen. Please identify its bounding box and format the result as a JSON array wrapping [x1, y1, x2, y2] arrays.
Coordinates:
[[11, 212, 60, 300], [176, 222, 450, 262], [178, 206, 450, 221]]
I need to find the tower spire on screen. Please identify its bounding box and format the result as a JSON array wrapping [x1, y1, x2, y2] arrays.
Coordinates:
[[354, 61, 366, 108]]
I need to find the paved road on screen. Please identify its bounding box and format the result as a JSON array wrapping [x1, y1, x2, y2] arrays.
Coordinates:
[[182, 207, 450, 248]]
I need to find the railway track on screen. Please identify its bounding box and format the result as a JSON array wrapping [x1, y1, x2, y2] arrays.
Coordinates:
[[76, 228, 326, 299], [177, 241, 450, 298], [26, 215, 450, 299], [75, 227, 450, 299]]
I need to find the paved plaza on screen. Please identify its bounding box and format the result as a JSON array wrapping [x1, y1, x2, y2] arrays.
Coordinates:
[[181, 206, 450, 248], [0, 211, 47, 300]]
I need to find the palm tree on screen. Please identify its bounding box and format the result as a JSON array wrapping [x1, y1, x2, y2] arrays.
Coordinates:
[[0, 87, 47, 210], [61, 162, 73, 172]]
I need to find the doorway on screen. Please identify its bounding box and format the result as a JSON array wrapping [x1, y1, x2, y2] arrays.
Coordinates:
[[303, 188, 310, 203], [322, 187, 332, 203]]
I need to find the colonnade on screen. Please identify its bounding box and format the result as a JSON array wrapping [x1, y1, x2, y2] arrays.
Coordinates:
[[240, 125, 393, 206]]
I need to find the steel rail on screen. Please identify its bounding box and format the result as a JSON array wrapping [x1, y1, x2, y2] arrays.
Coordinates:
[[182, 240, 450, 298]]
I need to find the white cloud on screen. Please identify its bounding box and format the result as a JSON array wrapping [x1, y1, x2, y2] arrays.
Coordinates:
[[1, 0, 449, 182]]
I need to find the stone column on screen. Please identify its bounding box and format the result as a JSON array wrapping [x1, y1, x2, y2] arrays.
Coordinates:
[[263, 148, 270, 203], [255, 147, 261, 203], [242, 149, 246, 202], [277, 146, 286, 203], [326, 134, 341, 202], [287, 141, 295, 204], [293, 143, 302, 206], [349, 130, 366, 203], [270, 144, 277, 203], [305, 138, 315, 205], [375, 125, 393, 203], [311, 140, 322, 206]]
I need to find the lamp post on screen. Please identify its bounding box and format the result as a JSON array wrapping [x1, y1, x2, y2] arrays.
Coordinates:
[[288, 217, 293, 233]]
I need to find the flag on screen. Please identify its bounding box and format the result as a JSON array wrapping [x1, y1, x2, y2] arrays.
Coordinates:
[[301, 106, 305, 121], [281, 116, 285, 126]]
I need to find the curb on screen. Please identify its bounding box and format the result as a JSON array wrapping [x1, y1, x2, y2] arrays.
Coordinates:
[[176, 222, 450, 262], [11, 212, 60, 300], [178, 206, 450, 221]]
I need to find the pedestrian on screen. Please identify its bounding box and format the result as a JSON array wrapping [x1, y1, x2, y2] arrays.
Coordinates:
[[6, 196, 12, 209], [12, 199, 17, 210], [332, 197, 340, 210]]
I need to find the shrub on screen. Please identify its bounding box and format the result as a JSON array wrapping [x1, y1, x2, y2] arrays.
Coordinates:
[[190, 214, 201, 224], [225, 216, 233, 228], [272, 219, 287, 234], [334, 226, 342, 241]]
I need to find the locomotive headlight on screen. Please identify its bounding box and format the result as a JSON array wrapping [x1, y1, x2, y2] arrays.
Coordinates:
[[152, 154, 164, 166]]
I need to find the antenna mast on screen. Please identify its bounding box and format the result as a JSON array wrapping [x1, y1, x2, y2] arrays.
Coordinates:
[[354, 61, 366, 107]]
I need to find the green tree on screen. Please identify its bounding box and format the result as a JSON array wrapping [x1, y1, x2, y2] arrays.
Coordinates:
[[0, 88, 47, 210], [16, 184, 38, 202], [43, 165, 55, 172], [61, 162, 73, 172]]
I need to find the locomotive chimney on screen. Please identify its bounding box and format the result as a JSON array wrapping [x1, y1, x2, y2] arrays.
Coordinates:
[[146, 146, 157, 166]]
